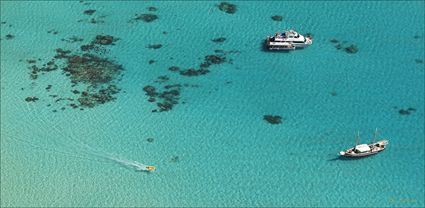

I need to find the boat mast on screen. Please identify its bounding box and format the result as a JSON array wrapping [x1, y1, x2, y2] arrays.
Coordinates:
[[373, 128, 378, 143], [356, 131, 360, 145]]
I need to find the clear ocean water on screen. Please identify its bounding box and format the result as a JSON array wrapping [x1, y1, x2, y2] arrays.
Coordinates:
[[1, 1, 424, 207]]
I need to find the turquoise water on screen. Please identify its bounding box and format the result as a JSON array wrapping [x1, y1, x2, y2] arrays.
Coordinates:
[[1, 1, 424, 207]]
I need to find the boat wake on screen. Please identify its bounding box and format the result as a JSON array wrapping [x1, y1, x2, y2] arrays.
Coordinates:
[[5, 118, 155, 172], [106, 156, 155, 172]]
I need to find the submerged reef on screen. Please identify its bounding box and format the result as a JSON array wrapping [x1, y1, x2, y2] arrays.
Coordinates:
[[330, 38, 359, 54], [80, 35, 119, 54], [397, 107, 416, 116], [147, 6, 157, 11], [142, 40, 239, 112], [61, 36, 84, 43], [25, 96, 39, 102], [143, 84, 181, 112], [78, 10, 106, 24], [24, 34, 123, 111], [146, 44, 162, 49], [271, 15, 283, 21], [263, 115, 282, 124], [63, 54, 122, 85], [83, 9, 96, 15], [5, 34, 14, 40], [218, 2, 237, 14], [344, 45, 358, 54], [47, 30, 59, 35], [212, 37, 226, 43], [130, 13, 158, 23], [167, 50, 235, 78], [170, 156, 179, 163]]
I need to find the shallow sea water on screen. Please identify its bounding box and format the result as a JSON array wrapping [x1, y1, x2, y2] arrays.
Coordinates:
[[1, 1, 424, 207]]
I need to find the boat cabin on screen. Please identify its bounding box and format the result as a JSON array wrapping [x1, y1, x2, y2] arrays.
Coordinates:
[[353, 144, 371, 153]]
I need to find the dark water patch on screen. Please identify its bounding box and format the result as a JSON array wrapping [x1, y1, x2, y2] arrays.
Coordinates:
[[179, 68, 210, 77], [147, 6, 157, 11], [27, 59, 37, 64], [1, 21, 6, 24], [330, 91, 337, 96], [168, 66, 180, 72], [330, 38, 339, 43], [162, 31, 168, 35], [61, 36, 84, 43], [330, 39, 358, 54], [204, 54, 226, 65], [170, 156, 179, 163], [25, 96, 39, 102], [45, 85, 52, 91], [93, 35, 118, 45], [212, 37, 226, 43], [130, 13, 158, 23], [218, 2, 237, 14], [271, 15, 283, 21], [263, 115, 282, 124], [78, 14, 106, 24], [83, 9, 96, 15], [415, 59, 423, 64], [47, 30, 58, 35], [5, 34, 14, 40], [344, 45, 358, 54], [397, 107, 416, 116], [154, 75, 169, 83], [148, 60, 156, 64], [146, 44, 162, 49], [147, 138, 154, 143], [413, 35, 421, 39]]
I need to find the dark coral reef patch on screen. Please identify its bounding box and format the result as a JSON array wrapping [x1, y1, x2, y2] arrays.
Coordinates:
[[146, 44, 162, 49], [397, 107, 416, 116], [263, 115, 282, 124], [218, 2, 237, 14], [330, 38, 359, 54], [131, 13, 158, 23], [24, 34, 123, 111], [83, 9, 96, 15], [271, 15, 283, 21], [212, 37, 226, 43], [143, 84, 181, 112]]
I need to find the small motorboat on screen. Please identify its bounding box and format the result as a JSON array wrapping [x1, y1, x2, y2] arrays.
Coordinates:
[[145, 166, 156, 171], [339, 129, 389, 157]]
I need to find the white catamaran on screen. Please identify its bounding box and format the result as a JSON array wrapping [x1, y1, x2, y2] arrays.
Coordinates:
[[339, 129, 389, 157]]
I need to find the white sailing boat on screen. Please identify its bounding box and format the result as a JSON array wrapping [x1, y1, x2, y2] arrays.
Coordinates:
[[339, 129, 389, 157]]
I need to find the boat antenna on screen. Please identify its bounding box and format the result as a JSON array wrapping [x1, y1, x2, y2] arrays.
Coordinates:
[[373, 128, 378, 143]]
